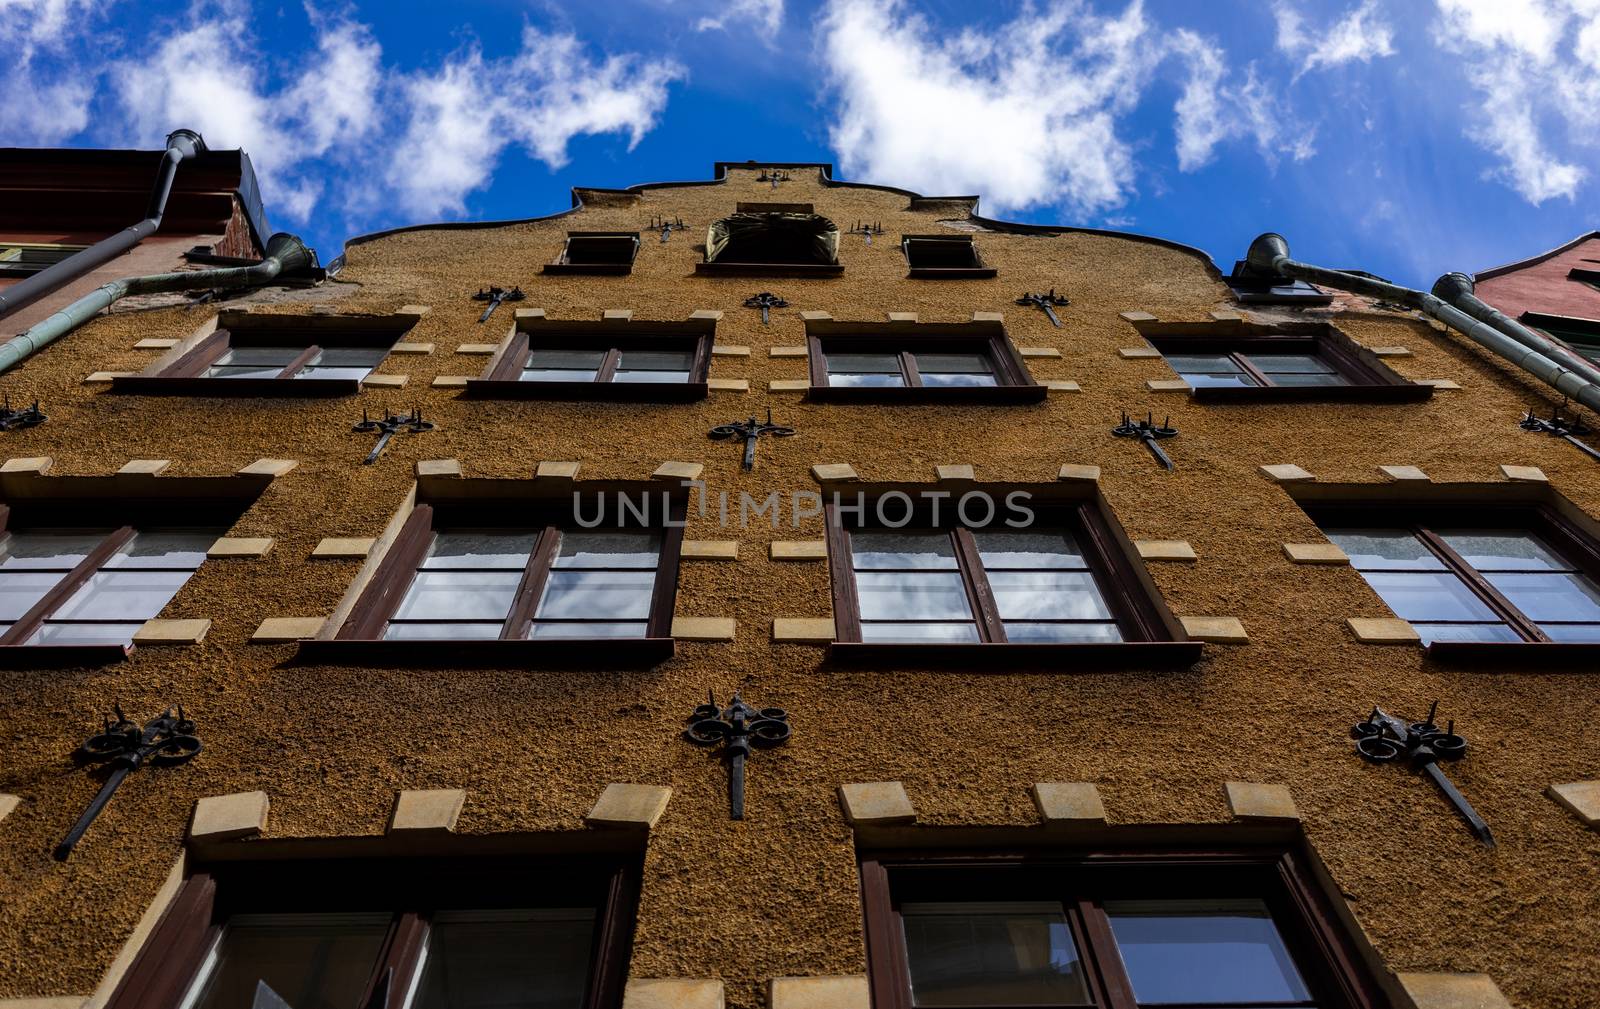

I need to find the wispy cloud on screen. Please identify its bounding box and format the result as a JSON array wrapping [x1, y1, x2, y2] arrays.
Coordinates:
[[1273, 0, 1395, 77], [1170, 33, 1315, 172], [0, 0, 112, 145], [696, 0, 784, 39]]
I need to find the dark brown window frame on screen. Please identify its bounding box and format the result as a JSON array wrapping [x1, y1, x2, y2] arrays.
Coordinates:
[[806, 321, 1045, 405], [822, 485, 1197, 668], [902, 234, 998, 280], [105, 849, 641, 1009], [112, 312, 417, 397], [694, 209, 845, 277], [859, 844, 1389, 1009], [1568, 266, 1600, 293], [543, 231, 641, 276], [465, 319, 714, 402]]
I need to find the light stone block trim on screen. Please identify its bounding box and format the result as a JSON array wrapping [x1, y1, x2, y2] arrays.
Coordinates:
[[1, 794, 22, 823], [1058, 464, 1100, 482], [602, 309, 633, 321], [1119, 310, 1158, 322], [1397, 973, 1512, 1009], [134, 338, 179, 349], [0, 457, 52, 475], [117, 459, 170, 475], [1032, 782, 1107, 824], [839, 782, 916, 826], [770, 346, 808, 357], [207, 537, 273, 558], [769, 379, 808, 392], [1119, 347, 1161, 358], [1283, 543, 1349, 565], [711, 345, 750, 357], [772, 541, 827, 561], [514, 308, 546, 320], [888, 312, 918, 323], [1501, 464, 1547, 482], [1546, 781, 1600, 829], [799, 311, 832, 321], [190, 791, 269, 841], [312, 538, 376, 559], [1420, 379, 1461, 389], [772, 618, 835, 643], [1019, 347, 1061, 358], [936, 464, 975, 481], [1259, 463, 1314, 483], [0, 996, 88, 1008], [707, 378, 750, 393], [971, 311, 1004, 322], [1379, 465, 1429, 481], [133, 619, 211, 645], [1044, 381, 1081, 392], [1371, 346, 1412, 357], [397, 304, 432, 317], [416, 459, 461, 477], [672, 617, 736, 641], [811, 463, 859, 482], [388, 789, 465, 833], [1347, 617, 1419, 645], [536, 461, 581, 480], [1135, 540, 1195, 562], [768, 976, 870, 1009], [681, 540, 739, 561], [252, 617, 325, 643], [238, 458, 297, 477], [688, 309, 725, 321], [1179, 615, 1248, 644], [1225, 782, 1299, 821], [585, 783, 672, 829], [1210, 310, 1244, 321], [361, 374, 408, 388], [432, 376, 469, 388], [85, 371, 138, 383], [457, 343, 498, 354], [622, 979, 724, 1009], [391, 342, 434, 354], [1146, 379, 1190, 392], [653, 461, 704, 481]]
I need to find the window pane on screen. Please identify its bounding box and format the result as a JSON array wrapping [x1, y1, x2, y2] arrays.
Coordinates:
[[972, 530, 1087, 568], [1411, 622, 1520, 645], [613, 349, 693, 383], [104, 531, 214, 569], [1003, 621, 1122, 643], [1106, 899, 1311, 1005], [28, 622, 145, 646], [987, 572, 1113, 620], [1251, 352, 1336, 373], [383, 622, 505, 641], [1164, 354, 1243, 374], [900, 903, 1090, 1007], [201, 365, 287, 380], [1360, 571, 1500, 621], [920, 371, 999, 388], [296, 347, 386, 381], [915, 353, 997, 387], [1270, 371, 1352, 386], [528, 621, 650, 638], [184, 913, 390, 1009], [831, 371, 908, 388], [1437, 531, 1570, 571], [851, 531, 958, 569], [1324, 529, 1445, 570], [50, 570, 191, 621], [860, 621, 980, 643], [1485, 572, 1600, 622], [410, 909, 596, 1009], [1538, 623, 1600, 642], [551, 530, 661, 569], [0, 531, 106, 569], [524, 348, 605, 382], [213, 347, 304, 366], [827, 352, 901, 373], [0, 572, 65, 619], [421, 531, 538, 569], [534, 570, 655, 621], [390, 571, 522, 621], [1181, 372, 1259, 388], [856, 572, 973, 621]]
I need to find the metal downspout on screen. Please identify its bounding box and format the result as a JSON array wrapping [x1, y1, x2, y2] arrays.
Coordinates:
[[0, 232, 314, 377], [1245, 233, 1600, 415], [0, 129, 207, 321], [1430, 272, 1600, 389]]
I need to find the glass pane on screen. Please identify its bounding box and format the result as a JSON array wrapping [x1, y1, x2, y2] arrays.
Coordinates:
[[524, 348, 605, 382], [613, 349, 693, 384], [1251, 352, 1335, 373], [528, 621, 649, 638], [1164, 354, 1243, 373], [1438, 531, 1570, 571], [421, 531, 538, 569], [28, 622, 145, 646], [1361, 571, 1499, 621], [534, 570, 655, 620], [856, 572, 973, 621], [827, 352, 901, 374], [390, 571, 522, 621], [920, 371, 999, 388], [296, 347, 385, 381], [0, 572, 65, 619], [1538, 623, 1600, 642], [104, 531, 214, 569], [201, 365, 286, 380], [859, 621, 980, 643], [987, 572, 1113, 620], [831, 371, 908, 388], [1003, 622, 1122, 643], [522, 368, 601, 383], [1411, 622, 1520, 645], [551, 530, 661, 569], [1181, 372, 1259, 388], [1106, 899, 1311, 1005], [850, 531, 958, 570], [295, 366, 373, 381], [212, 347, 304, 366], [51, 570, 192, 621], [1270, 371, 1352, 386], [383, 622, 505, 641], [0, 531, 106, 569], [1324, 529, 1445, 570], [1485, 572, 1600, 622], [916, 353, 997, 386], [184, 912, 389, 1009], [410, 909, 596, 1009], [900, 902, 1090, 1007], [972, 529, 1087, 568]]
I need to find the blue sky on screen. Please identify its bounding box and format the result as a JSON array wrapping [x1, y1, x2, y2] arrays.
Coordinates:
[[5, 0, 1598, 286]]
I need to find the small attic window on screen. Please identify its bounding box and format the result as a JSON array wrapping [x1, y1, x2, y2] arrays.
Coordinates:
[[696, 212, 843, 277], [903, 235, 996, 279], [1570, 267, 1600, 294], [543, 232, 640, 276], [1224, 260, 1334, 305], [1522, 311, 1600, 364], [0, 242, 87, 277]]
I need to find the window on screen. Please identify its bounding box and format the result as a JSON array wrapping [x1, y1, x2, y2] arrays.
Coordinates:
[[696, 210, 843, 276], [1141, 328, 1428, 402], [0, 242, 87, 277], [1522, 311, 1600, 365], [807, 322, 1044, 404], [902, 235, 997, 279], [861, 850, 1386, 1009], [1569, 266, 1600, 294], [1224, 260, 1334, 305], [106, 853, 639, 1009], [544, 232, 640, 275], [469, 320, 714, 401]]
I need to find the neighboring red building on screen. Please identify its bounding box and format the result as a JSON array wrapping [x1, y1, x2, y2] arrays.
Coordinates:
[[1474, 231, 1600, 361]]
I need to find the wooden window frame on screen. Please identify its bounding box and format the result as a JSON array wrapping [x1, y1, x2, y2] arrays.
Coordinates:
[[902, 234, 998, 280], [105, 852, 641, 1009], [543, 231, 641, 276], [1143, 329, 1430, 404], [466, 320, 714, 402], [806, 323, 1045, 405], [823, 489, 1197, 668], [859, 845, 1388, 1009], [694, 210, 845, 277]]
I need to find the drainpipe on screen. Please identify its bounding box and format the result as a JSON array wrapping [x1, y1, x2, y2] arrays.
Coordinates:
[[1430, 272, 1600, 389], [1246, 233, 1600, 415], [0, 129, 207, 321], [0, 232, 314, 377]]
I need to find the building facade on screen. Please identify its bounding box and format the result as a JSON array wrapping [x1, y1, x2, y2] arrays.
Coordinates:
[[0, 157, 1597, 1009], [1473, 231, 1600, 365]]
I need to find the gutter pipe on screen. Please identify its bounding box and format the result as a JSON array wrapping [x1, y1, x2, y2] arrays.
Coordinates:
[[0, 129, 207, 321], [1429, 272, 1600, 389], [1246, 233, 1600, 415], [0, 232, 314, 377]]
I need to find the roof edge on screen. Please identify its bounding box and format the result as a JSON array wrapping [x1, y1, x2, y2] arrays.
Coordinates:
[[1475, 231, 1600, 282]]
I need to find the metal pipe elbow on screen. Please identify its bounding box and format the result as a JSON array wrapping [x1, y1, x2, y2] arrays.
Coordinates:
[[1431, 272, 1475, 302], [263, 233, 315, 274], [164, 129, 207, 158], [1246, 232, 1291, 274]]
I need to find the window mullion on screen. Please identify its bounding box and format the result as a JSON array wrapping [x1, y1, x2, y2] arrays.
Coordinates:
[[901, 351, 922, 388], [358, 911, 430, 1009], [502, 527, 560, 640], [1075, 898, 1139, 1009], [277, 344, 322, 380], [952, 528, 1004, 642], [1234, 352, 1274, 388], [596, 348, 622, 383], [1417, 526, 1550, 641], [0, 526, 135, 646]]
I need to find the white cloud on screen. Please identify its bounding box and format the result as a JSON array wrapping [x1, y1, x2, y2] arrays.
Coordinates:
[[0, 0, 112, 144], [1274, 0, 1395, 77], [696, 0, 784, 39]]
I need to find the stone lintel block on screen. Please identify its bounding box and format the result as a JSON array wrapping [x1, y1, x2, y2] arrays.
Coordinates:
[[770, 345, 808, 357], [1032, 782, 1107, 825], [769, 379, 808, 392], [1421, 378, 1461, 389], [536, 460, 581, 480], [1044, 380, 1081, 392], [707, 378, 750, 393], [586, 783, 672, 829], [711, 345, 750, 357], [432, 376, 470, 388], [772, 618, 835, 643], [190, 790, 269, 841], [1283, 542, 1349, 565], [811, 463, 858, 482], [134, 338, 180, 349], [133, 618, 211, 645], [971, 311, 1004, 322], [388, 788, 465, 833], [623, 978, 724, 1009], [0, 793, 20, 823], [839, 781, 916, 826], [312, 537, 376, 559], [118, 459, 171, 475], [1179, 615, 1248, 644], [1370, 346, 1412, 357], [85, 371, 138, 382], [513, 309, 548, 324], [887, 312, 918, 323], [238, 458, 297, 478], [1146, 379, 1191, 392], [1210, 309, 1245, 321], [396, 304, 432, 317], [798, 310, 832, 321], [681, 540, 738, 561], [688, 309, 725, 321], [252, 616, 324, 643], [1380, 465, 1430, 482], [935, 464, 975, 482], [603, 309, 633, 321], [1347, 617, 1419, 645], [1546, 780, 1600, 829], [391, 342, 434, 354], [1397, 972, 1512, 1009], [772, 540, 827, 561], [672, 616, 736, 641], [1119, 310, 1158, 322], [1135, 539, 1196, 562], [653, 460, 704, 482], [1119, 346, 1161, 358], [416, 459, 461, 478], [768, 976, 870, 1009], [457, 343, 499, 354], [1057, 464, 1100, 482], [0, 457, 52, 475], [1501, 464, 1547, 482], [361, 374, 408, 388], [208, 537, 273, 558], [1019, 347, 1060, 358], [1260, 463, 1314, 483], [1225, 782, 1299, 821]]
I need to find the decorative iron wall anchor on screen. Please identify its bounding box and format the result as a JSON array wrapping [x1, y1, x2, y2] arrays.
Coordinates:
[[848, 220, 885, 245], [756, 168, 789, 189], [55, 703, 201, 861], [709, 409, 796, 470], [1352, 701, 1492, 847], [471, 284, 524, 323], [1520, 402, 1600, 462], [684, 691, 791, 819], [1015, 289, 1070, 327], [744, 291, 788, 325], [0, 397, 45, 430], [1112, 411, 1178, 470], [354, 407, 434, 464], [649, 214, 687, 243]]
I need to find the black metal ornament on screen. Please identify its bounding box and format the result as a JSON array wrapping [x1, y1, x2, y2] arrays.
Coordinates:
[[1112, 411, 1178, 470], [1520, 401, 1600, 462], [649, 214, 687, 243], [354, 407, 434, 464], [756, 168, 789, 189], [848, 220, 885, 245], [1015, 289, 1070, 327], [471, 285, 525, 323], [55, 703, 201, 861], [709, 409, 796, 470], [1352, 700, 1492, 847], [684, 691, 791, 820], [0, 397, 45, 430], [744, 291, 788, 325]]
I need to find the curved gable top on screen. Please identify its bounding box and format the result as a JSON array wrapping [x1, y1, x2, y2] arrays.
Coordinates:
[[1475, 231, 1600, 281]]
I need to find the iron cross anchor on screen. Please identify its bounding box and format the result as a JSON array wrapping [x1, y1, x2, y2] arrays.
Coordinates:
[[709, 409, 796, 470], [0, 396, 46, 430], [649, 214, 687, 243], [1520, 402, 1600, 463], [756, 168, 788, 189], [684, 691, 791, 820], [1016, 289, 1070, 327], [1352, 701, 1493, 846], [55, 703, 201, 860], [1112, 411, 1178, 470], [743, 291, 788, 325], [354, 407, 435, 464], [471, 284, 525, 323], [848, 220, 885, 245]]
